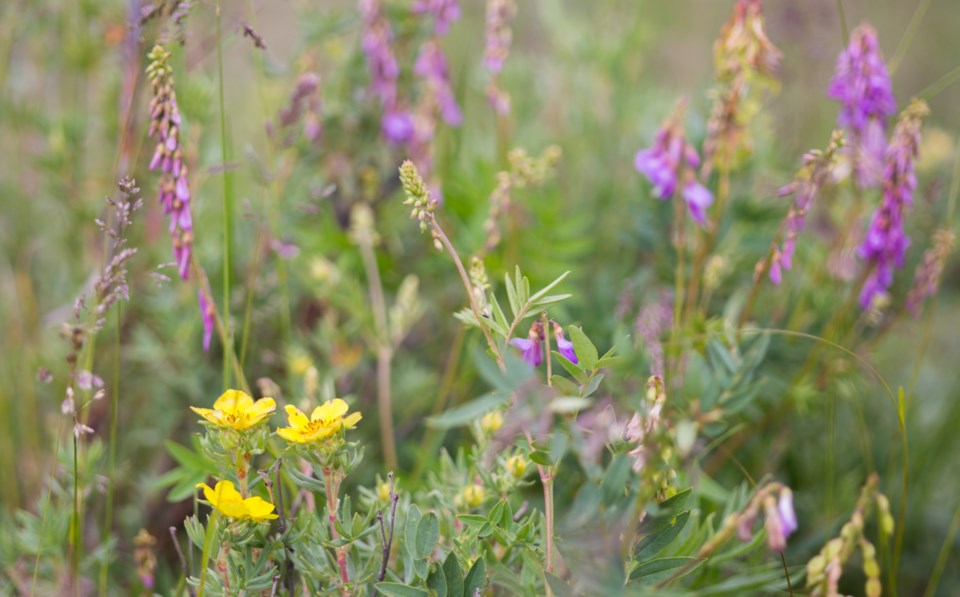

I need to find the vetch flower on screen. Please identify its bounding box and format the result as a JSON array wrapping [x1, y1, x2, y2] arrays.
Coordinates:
[[483, 0, 516, 114], [412, 0, 460, 36], [190, 390, 276, 431], [195, 480, 278, 522], [858, 99, 928, 309], [827, 24, 896, 188], [551, 322, 577, 364], [198, 290, 214, 352], [276, 398, 362, 444], [635, 100, 714, 225], [509, 321, 544, 367], [778, 488, 798, 537], [906, 229, 955, 316], [146, 45, 193, 280], [414, 41, 462, 126]]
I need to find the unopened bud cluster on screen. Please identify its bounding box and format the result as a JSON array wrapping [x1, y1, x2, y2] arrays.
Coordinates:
[[399, 160, 435, 233]]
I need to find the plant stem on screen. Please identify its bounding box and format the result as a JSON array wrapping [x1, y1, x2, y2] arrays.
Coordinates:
[[215, 0, 234, 389], [429, 218, 503, 369], [99, 303, 122, 594], [668, 193, 686, 387], [323, 469, 351, 592], [923, 499, 960, 597], [197, 510, 221, 597], [357, 229, 398, 471]]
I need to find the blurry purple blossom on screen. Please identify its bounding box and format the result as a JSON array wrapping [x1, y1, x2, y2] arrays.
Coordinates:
[[509, 337, 542, 367], [382, 110, 416, 144], [483, 0, 516, 113], [827, 24, 896, 188], [415, 41, 462, 126], [412, 0, 460, 36], [198, 290, 214, 352], [765, 131, 844, 285], [858, 99, 928, 310], [270, 239, 300, 259], [635, 291, 672, 376], [906, 229, 954, 317], [359, 0, 401, 118], [147, 45, 193, 280], [635, 101, 713, 225]]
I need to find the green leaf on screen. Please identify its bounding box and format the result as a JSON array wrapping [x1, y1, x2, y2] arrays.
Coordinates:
[[488, 499, 514, 528], [505, 272, 521, 318], [568, 326, 598, 370], [426, 392, 508, 429], [527, 293, 572, 309], [375, 583, 430, 597], [463, 556, 487, 597], [633, 510, 691, 561], [404, 505, 422, 560], [528, 271, 570, 304], [415, 513, 440, 559], [544, 573, 574, 597], [427, 566, 447, 597], [553, 351, 588, 384], [442, 552, 464, 597], [528, 449, 552, 466], [628, 556, 702, 584]]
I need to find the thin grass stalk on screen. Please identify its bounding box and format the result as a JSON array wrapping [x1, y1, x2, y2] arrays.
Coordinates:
[[889, 0, 935, 75], [99, 304, 122, 595], [923, 499, 960, 597], [216, 0, 235, 389]]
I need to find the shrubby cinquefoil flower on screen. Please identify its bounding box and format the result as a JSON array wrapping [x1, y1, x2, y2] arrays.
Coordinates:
[[190, 390, 276, 431], [277, 398, 362, 444], [196, 480, 278, 522]]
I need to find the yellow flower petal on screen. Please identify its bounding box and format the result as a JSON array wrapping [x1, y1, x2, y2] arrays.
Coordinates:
[[312, 398, 348, 422], [243, 496, 279, 521], [246, 397, 277, 426], [190, 407, 222, 426], [213, 389, 254, 413], [276, 426, 306, 443], [341, 411, 362, 430], [284, 405, 310, 430]]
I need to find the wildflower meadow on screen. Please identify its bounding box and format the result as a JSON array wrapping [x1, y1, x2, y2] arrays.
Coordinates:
[[4, 0, 960, 595]]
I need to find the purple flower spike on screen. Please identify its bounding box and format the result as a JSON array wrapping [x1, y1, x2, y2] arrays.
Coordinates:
[[509, 337, 542, 367], [414, 41, 462, 127], [635, 100, 713, 226], [382, 110, 415, 144], [412, 0, 461, 36], [551, 323, 578, 364], [828, 24, 896, 188], [360, 0, 401, 116], [198, 291, 214, 352], [858, 99, 928, 310]]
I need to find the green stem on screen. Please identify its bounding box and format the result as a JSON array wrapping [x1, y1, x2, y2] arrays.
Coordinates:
[[197, 510, 221, 597], [889, 0, 935, 75], [99, 304, 122, 594], [216, 0, 234, 389], [923, 499, 960, 597], [835, 0, 849, 46]]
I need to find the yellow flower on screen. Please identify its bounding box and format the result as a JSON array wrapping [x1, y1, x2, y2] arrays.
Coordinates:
[[190, 390, 276, 431], [276, 398, 362, 444], [480, 411, 503, 433], [460, 484, 486, 508], [195, 480, 278, 522], [506, 455, 528, 479]]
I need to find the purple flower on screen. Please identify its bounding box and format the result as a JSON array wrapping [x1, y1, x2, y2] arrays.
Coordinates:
[[198, 290, 214, 352], [551, 323, 578, 364], [827, 24, 896, 188], [147, 45, 193, 281], [414, 41, 462, 126], [382, 110, 415, 144], [509, 337, 542, 367], [778, 489, 798, 537], [764, 488, 797, 551], [359, 0, 400, 111], [412, 0, 461, 36], [858, 99, 928, 310], [483, 0, 516, 74], [635, 101, 713, 225]]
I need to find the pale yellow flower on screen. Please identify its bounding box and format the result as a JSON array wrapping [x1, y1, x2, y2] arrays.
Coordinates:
[[460, 484, 486, 508], [506, 455, 528, 478], [195, 480, 278, 522], [480, 410, 503, 433], [190, 390, 276, 431], [276, 398, 362, 444]]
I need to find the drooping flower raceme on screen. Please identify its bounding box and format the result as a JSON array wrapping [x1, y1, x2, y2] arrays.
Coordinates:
[[483, 0, 516, 114], [764, 130, 844, 285], [412, 0, 460, 36], [827, 24, 896, 188], [190, 389, 277, 431], [146, 45, 193, 280], [858, 99, 928, 310], [359, 0, 411, 143], [635, 101, 714, 225], [906, 229, 955, 316], [276, 399, 362, 444], [195, 480, 278, 522]]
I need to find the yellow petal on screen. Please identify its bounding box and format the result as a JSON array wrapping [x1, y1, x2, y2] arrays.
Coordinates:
[[196, 482, 216, 503], [341, 412, 362, 430], [302, 425, 336, 442], [284, 405, 310, 430], [243, 496, 279, 521], [190, 407, 223, 426], [213, 389, 254, 414], [246, 397, 277, 425], [312, 398, 348, 422], [276, 426, 306, 444]]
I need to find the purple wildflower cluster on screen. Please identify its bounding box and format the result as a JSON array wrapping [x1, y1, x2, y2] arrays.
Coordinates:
[[766, 131, 844, 285], [358, 0, 409, 143], [414, 41, 462, 127], [635, 101, 714, 225], [483, 0, 516, 114], [827, 24, 896, 188], [906, 229, 955, 317], [270, 72, 323, 145], [625, 376, 667, 473], [146, 45, 193, 281], [858, 99, 928, 309], [412, 0, 460, 36], [509, 320, 577, 368]]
